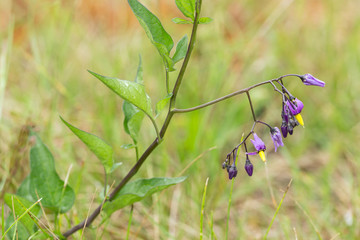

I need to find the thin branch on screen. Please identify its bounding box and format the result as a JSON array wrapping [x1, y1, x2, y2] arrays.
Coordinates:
[[172, 74, 301, 114], [246, 91, 256, 121]]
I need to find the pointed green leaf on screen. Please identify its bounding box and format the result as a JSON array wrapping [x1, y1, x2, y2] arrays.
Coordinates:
[[88, 70, 153, 116], [175, 0, 196, 20], [172, 35, 188, 63], [128, 0, 173, 53], [60, 117, 114, 174], [198, 17, 213, 24], [172, 17, 193, 24], [103, 177, 187, 217], [155, 93, 173, 117], [4, 194, 41, 236], [28, 132, 75, 213]]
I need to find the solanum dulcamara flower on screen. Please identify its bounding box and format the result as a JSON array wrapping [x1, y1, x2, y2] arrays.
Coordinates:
[[286, 98, 304, 126], [270, 127, 283, 152], [248, 133, 266, 162]]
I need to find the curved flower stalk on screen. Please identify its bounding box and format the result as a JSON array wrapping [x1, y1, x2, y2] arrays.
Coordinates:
[[221, 74, 324, 178]]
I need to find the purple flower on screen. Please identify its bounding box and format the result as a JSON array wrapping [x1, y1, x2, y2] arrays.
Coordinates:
[[286, 98, 304, 115], [250, 133, 266, 162], [228, 164, 238, 179], [250, 133, 266, 152], [270, 127, 284, 152], [301, 74, 325, 87], [244, 157, 253, 176], [286, 98, 304, 126]]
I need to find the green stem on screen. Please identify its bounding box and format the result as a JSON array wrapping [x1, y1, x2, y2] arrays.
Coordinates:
[[225, 178, 235, 240], [165, 70, 170, 94], [170, 0, 202, 107], [200, 178, 209, 240], [264, 179, 293, 239], [126, 205, 134, 240]]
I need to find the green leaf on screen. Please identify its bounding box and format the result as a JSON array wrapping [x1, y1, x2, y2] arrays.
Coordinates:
[[134, 55, 143, 84], [120, 144, 136, 149], [103, 177, 187, 217], [60, 117, 114, 174], [17, 176, 35, 202], [175, 0, 196, 20], [172, 35, 188, 63], [4, 194, 41, 236], [172, 17, 193, 24], [155, 93, 173, 117], [5, 214, 30, 240], [198, 17, 213, 24], [128, 0, 173, 55], [89, 70, 153, 117], [123, 57, 146, 142], [28, 132, 75, 213]]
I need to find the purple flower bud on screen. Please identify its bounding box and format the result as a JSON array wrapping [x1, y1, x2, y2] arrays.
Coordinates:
[[281, 121, 288, 138], [244, 158, 253, 176], [301, 74, 325, 87], [250, 133, 266, 152], [228, 164, 238, 179], [270, 127, 284, 152]]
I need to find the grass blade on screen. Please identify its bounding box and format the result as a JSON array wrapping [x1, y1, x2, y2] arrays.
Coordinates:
[[264, 179, 293, 239], [200, 177, 209, 240]]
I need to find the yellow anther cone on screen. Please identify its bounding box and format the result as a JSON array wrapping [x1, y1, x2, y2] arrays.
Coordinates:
[[258, 151, 266, 162], [295, 114, 304, 126]]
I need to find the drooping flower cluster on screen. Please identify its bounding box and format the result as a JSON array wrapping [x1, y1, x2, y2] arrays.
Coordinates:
[[222, 74, 324, 179]]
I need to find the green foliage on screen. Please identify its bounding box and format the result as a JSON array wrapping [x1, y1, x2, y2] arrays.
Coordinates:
[[156, 93, 173, 117], [172, 35, 188, 63], [102, 177, 187, 218], [123, 57, 145, 144], [175, 0, 196, 20], [28, 131, 75, 213], [60, 117, 115, 174], [172, 17, 193, 24], [4, 194, 41, 239], [198, 17, 213, 24], [88, 70, 153, 117], [128, 0, 175, 71]]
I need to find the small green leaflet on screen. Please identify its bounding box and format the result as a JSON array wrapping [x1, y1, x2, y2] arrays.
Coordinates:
[[172, 35, 188, 63], [60, 117, 114, 174], [156, 93, 173, 117], [172, 17, 193, 24], [102, 177, 187, 217], [88, 70, 153, 117], [28, 131, 75, 213], [198, 17, 213, 24], [175, 0, 196, 20]]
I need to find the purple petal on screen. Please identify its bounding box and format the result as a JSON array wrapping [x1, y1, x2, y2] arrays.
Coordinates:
[[250, 133, 266, 152]]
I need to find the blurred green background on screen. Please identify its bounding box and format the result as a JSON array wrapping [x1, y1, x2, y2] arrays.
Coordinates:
[[1, 0, 359, 239]]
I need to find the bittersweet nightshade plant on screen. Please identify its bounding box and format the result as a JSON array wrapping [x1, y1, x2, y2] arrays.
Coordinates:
[[2, 0, 325, 238]]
